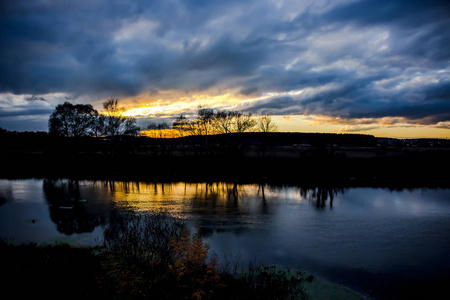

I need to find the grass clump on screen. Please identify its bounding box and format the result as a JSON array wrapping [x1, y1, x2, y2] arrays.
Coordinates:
[[216, 263, 308, 299]]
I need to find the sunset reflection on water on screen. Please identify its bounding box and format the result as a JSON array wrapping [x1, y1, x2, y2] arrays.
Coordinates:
[[99, 182, 290, 216]]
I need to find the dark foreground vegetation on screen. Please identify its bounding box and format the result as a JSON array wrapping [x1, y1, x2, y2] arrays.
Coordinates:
[[1, 211, 309, 299], [1, 129, 449, 187]]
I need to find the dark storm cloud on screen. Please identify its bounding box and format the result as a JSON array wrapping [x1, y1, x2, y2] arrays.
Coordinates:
[[25, 95, 46, 102], [324, 0, 450, 64], [248, 76, 450, 124], [0, 108, 52, 118], [0, 0, 143, 95], [0, 0, 449, 131], [325, 0, 450, 28], [0, 0, 272, 96]]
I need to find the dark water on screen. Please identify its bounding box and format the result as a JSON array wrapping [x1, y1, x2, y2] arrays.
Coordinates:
[[1, 179, 450, 299]]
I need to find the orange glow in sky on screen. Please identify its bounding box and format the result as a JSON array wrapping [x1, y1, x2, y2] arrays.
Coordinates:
[[120, 91, 450, 139]]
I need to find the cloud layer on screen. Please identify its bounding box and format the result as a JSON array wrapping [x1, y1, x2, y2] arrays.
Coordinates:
[[1, 0, 449, 132]]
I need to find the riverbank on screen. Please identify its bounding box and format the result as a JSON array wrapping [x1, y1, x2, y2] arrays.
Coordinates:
[[1, 152, 449, 188], [1, 131, 449, 187], [1, 241, 366, 300]]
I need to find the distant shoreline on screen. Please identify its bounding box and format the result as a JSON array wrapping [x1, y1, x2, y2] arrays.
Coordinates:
[[2, 153, 449, 188], [1, 132, 449, 187]]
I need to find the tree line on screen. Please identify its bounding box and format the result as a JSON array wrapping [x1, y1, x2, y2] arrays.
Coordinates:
[[48, 99, 140, 138], [147, 107, 277, 138], [49, 100, 278, 139]]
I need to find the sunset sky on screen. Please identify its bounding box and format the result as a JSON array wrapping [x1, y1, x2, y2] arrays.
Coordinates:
[[1, 0, 449, 138]]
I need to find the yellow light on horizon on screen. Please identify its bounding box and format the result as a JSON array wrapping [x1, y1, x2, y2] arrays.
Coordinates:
[[117, 89, 449, 139], [140, 128, 191, 138], [276, 115, 450, 138]]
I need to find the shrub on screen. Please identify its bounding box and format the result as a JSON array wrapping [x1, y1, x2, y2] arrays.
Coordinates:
[[102, 210, 222, 298], [170, 229, 221, 299], [103, 210, 183, 267]]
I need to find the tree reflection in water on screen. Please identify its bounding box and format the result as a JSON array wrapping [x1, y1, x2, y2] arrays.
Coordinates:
[[41, 180, 347, 236], [43, 179, 105, 235], [98, 181, 347, 217], [299, 186, 346, 208]]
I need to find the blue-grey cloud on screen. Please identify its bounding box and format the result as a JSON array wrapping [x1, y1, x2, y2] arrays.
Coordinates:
[[0, 0, 449, 131], [325, 0, 450, 28]]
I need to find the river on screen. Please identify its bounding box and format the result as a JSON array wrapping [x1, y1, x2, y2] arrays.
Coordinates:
[[1, 179, 449, 299]]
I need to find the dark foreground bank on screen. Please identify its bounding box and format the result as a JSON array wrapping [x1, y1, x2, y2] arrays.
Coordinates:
[[1, 241, 369, 300], [0, 241, 311, 299]]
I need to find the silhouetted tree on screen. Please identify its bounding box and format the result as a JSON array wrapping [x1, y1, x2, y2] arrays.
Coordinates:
[[257, 114, 278, 133], [195, 106, 215, 152], [213, 110, 256, 134], [100, 99, 140, 137], [213, 110, 237, 134], [197, 106, 215, 136], [48, 102, 98, 137], [92, 114, 107, 137], [234, 112, 256, 133], [213, 110, 257, 134]]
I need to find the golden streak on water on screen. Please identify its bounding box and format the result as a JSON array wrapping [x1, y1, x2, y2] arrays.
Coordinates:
[[95, 182, 296, 216]]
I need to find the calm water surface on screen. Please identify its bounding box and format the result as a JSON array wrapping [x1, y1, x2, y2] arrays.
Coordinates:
[[1, 179, 450, 299]]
